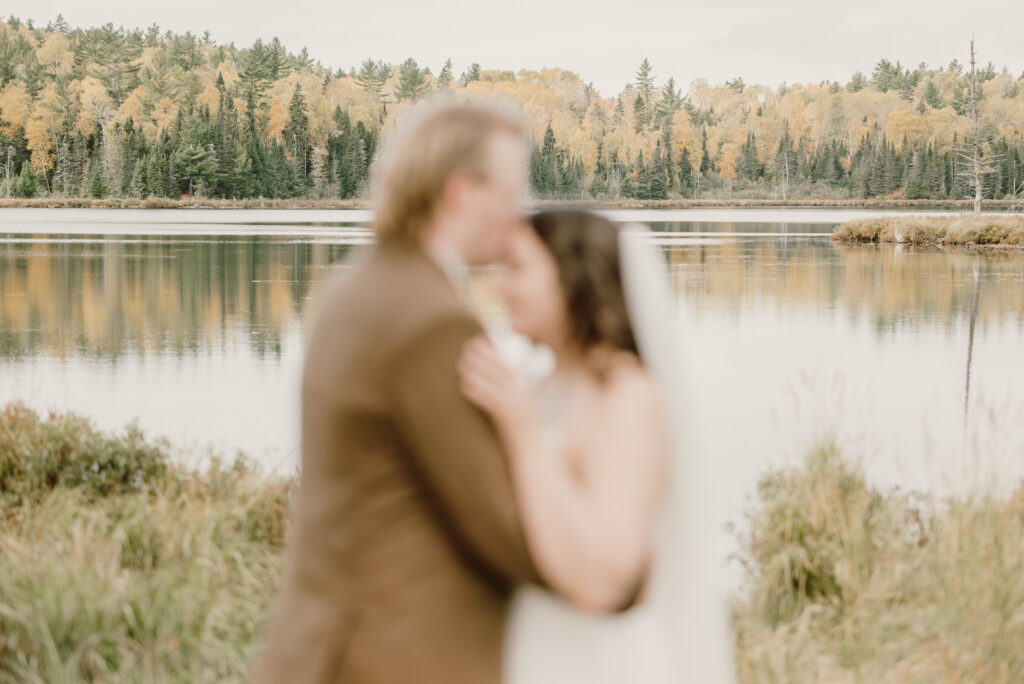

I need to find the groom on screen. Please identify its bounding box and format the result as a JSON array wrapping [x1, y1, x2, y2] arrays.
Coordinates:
[[253, 100, 542, 683]]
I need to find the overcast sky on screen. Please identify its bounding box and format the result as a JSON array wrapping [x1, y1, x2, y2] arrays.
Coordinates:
[[5, 1, 1023, 97]]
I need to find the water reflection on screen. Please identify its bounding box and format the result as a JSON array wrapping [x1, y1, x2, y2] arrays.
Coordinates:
[[1, 225, 1022, 500], [3, 235, 1022, 362], [0, 237, 351, 360]]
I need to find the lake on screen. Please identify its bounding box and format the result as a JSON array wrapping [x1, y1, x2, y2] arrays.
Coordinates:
[[2, 207, 1023, 560]]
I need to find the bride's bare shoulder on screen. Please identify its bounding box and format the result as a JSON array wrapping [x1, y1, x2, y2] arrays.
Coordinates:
[[601, 355, 659, 408]]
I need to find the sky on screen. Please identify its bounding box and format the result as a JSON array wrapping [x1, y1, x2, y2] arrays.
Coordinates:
[[5, 1, 1024, 97]]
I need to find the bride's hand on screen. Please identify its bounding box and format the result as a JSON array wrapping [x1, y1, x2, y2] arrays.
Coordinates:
[[457, 335, 531, 440]]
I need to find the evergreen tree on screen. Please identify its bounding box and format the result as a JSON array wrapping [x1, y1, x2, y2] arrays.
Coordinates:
[[459, 62, 481, 86], [699, 129, 712, 175], [660, 123, 674, 191], [652, 77, 682, 130], [533, 122, 558, 196], [128, 158, 147, 198], [437, 58, 454, 89], [588, 140, 609, 197], [648, 140, 668, 199], [923, 79, 944, 109], [16, 161, 35, 198], [284, 83, 309, 180], [174, 143, 218, 196], [678, 146, 694, 194], [633, 95, 646, 134], [86, 159, 105, 198], [739, 132, 761, 180], [634, 59, 655, 103], [846, 72, 868, 92], [396, 58, 430, 101]]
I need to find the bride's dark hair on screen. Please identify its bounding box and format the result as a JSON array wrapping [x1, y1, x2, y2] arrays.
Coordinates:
[[527, 209, 640, 363]]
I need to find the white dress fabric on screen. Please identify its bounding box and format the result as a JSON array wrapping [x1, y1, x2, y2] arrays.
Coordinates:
[[503, 225, 737, 684]]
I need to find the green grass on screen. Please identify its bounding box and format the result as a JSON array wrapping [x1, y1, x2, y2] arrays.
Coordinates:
[[832, 215, 1024, 248], [2, 404, 1022, 682]]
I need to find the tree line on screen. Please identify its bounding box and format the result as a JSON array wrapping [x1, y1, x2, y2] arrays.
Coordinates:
[[1, 15, 1022, 203]]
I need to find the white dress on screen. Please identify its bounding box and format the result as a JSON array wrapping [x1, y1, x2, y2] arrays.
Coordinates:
[[501, 375, 675, 684], [500, 227, 738, 684]]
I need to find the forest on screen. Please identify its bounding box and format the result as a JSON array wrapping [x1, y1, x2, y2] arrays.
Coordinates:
[[1, 14, 1023, 202]]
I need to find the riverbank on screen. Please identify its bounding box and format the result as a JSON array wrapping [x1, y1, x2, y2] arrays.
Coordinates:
[[832, 215, 1024, 248], [1, 197, 1021, 210], [1, 405, 1022, 681]]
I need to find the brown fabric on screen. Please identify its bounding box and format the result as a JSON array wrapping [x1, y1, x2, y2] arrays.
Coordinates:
[[253, 244, 539, 684]]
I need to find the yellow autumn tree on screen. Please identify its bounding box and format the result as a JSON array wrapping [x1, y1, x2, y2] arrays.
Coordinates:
[[36, 33, 74, 80]]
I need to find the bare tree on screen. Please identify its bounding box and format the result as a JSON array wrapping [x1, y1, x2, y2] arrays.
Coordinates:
[[1010, 178, 1024, 213], [955, 38, 1001, 213], [3, 146, 12, 198]]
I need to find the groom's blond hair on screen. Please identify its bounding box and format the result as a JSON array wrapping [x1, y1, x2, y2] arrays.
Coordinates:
[[370, 97, 525, 246]]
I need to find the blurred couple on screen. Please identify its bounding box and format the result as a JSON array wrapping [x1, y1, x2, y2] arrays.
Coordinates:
[[254, 99, 735, 683]]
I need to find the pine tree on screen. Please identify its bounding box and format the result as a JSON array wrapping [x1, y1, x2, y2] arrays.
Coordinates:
[[660, 123, 674, 191], [648, 140, 668, 199], [129, 158, 147, 198], [678, 146, 694, 194], [846, 72, 868, 92], [459, 62, 481, 86], [533, 122, 558, 196], [739, 132, 761, 180], [635, 59, 655, 103], [923, 79, 943, 109], [86, 159, 105, 198], [437, 58, 454, 89], [699, 129, 712, 175], [588, 140, 609, 197], [174, 143, 218, 196], [633, 95, 646, 134], [396, 58, 430, 101], [16, 161, 35, 198], [652, 77, 682, 130], [284, 83, 309, 180]]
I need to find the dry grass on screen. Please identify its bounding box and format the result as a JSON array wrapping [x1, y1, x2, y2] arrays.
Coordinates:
[[2, 404, 1022, 682], [734, 445, 1024, 683], [832, 215, 1024, 249], [0, 404, 292, 683]]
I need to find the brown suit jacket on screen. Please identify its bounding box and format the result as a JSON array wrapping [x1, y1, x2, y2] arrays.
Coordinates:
[[253, 243, 539, 684]]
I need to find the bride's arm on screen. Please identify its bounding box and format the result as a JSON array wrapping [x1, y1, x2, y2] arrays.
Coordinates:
[[458, 337, 666, 612]]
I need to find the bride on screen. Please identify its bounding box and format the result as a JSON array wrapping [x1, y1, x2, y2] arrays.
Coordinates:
[[457, 209, 736, 683]]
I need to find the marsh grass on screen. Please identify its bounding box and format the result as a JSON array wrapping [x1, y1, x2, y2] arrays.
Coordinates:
[[735, 445, 1024, 683], [0, 404, 292, 683], [2, 404, 1022, 682], [832, 215, 1024, 248]]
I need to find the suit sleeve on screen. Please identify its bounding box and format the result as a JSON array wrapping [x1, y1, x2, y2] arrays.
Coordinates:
[[389, 314, 540, 586]]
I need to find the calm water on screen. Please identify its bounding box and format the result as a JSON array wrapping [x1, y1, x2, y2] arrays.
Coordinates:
[[2, 208, 1023, 548]]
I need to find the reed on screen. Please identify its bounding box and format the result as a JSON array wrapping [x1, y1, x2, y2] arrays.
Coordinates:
[[832, 214, 1024, 248], [2, 404, 1022, 682]]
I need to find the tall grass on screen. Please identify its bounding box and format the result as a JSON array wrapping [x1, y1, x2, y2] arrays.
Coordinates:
[[2, 404, 1022, 682], [0, 404, 291, 683], [832, 215, 1024, 248], [734, 445, 1024, 683]]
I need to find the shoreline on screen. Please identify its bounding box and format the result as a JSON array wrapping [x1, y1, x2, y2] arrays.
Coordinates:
[[0, 197, 1021, 210]]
